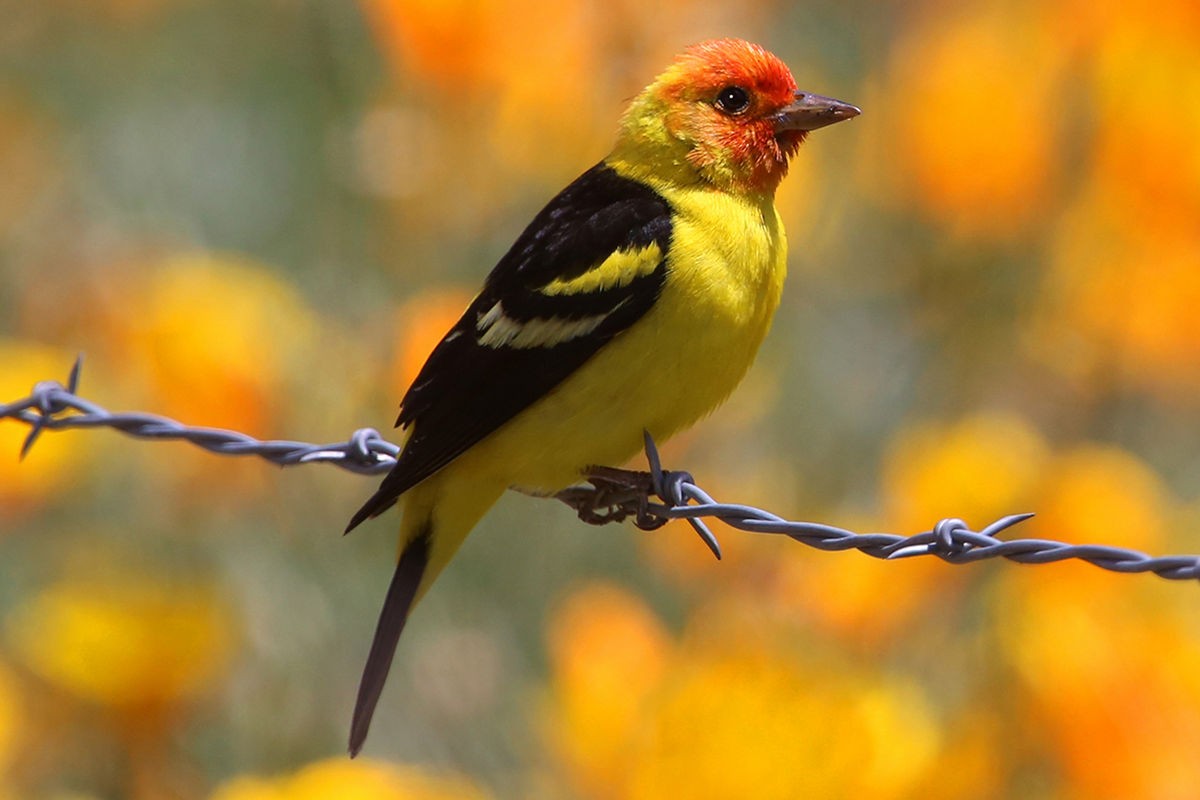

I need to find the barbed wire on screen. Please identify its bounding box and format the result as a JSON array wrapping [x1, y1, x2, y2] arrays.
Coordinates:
[[4, 357, 1199, 583], [3, 357, 399, 474]]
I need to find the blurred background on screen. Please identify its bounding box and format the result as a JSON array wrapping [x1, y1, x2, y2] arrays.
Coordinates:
[[2, 0, 1200, 797]]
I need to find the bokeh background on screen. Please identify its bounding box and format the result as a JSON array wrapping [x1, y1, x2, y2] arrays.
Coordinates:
[[3, 0, 1200, 797]]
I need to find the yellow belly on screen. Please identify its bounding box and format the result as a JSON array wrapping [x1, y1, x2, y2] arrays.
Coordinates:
[[450, 183, 788, 494]]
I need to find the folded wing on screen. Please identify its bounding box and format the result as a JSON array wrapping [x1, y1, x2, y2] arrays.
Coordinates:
[[346, 163, 673, 531]]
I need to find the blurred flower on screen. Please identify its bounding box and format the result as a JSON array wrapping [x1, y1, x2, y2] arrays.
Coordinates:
[[359, 0, 503, 94], [110, 253, 318, 437], [625, 649, 938, 800], [1000, 562, 1200, 798], [1088, 24, 1200, 232], [7, 568, 234, 725], [541, 582, 944, 800], [19, 252, 326, 502], [903, 713, 1007, 800], [854, 412, 1051, 643], [1034, 443, 1169, 553], [0, 338, 88, 520], [1028, 185, 1200, 396], [771, 527, 960, 648], [878, 6, 1065, 238], [210, 757, 492, 800], [995, 441, 1193, 797], [1022, 7, 1200, 398], [542, 582, 671, 797], [360, 0, 609, 178], [881, 412, 1049, 534], [1046, 0, 1200, 54]]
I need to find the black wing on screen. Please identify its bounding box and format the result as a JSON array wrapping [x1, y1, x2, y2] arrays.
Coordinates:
[[346, 163, 672, 531]]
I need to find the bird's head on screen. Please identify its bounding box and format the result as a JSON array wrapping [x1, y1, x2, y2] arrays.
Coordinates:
[[613, 39, 860, 196]]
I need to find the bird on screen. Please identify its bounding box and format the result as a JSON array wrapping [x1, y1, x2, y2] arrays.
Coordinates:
[[344, 37, 859, 755]]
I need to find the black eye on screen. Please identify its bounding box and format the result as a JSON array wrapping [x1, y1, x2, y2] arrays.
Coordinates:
[[715, 85, 751, 115]]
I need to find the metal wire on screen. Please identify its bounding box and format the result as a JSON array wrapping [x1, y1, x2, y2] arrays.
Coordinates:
[[4, 357, 1199, 582], [2, 357, 398, 474]]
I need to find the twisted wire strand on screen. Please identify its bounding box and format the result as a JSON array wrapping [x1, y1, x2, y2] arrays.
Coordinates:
[[2, 358, 398, 474], [4, 358, 1198, 582]]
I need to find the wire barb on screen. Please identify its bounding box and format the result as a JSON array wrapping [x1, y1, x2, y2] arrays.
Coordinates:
[[3, 360, 1199, 583]]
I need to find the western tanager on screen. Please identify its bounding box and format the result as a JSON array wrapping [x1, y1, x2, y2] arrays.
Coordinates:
[[345, 37, 859, 754]]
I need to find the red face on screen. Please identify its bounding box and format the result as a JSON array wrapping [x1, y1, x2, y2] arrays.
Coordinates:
[[661, 39, 804, 191], [658, 39, 859, 193]]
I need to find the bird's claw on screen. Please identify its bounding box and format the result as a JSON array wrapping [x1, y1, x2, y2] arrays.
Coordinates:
[[553, 456, 719, 559], [555, 467, 667, 528]]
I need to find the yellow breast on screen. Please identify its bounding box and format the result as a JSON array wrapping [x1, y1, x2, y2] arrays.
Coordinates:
[[635, 182, 787, 435]]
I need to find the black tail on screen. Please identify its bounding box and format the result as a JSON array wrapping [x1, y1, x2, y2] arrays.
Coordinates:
[[348, 525, 431, 756], [344, 487, 399, 534]]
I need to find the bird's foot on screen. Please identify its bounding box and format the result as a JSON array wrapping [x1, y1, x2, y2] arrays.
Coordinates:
[[555, 466, 689, 531], [554, 431, 720, 559]]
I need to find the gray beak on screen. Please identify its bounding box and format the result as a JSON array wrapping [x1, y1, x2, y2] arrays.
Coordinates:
[[774, 92, 861, 132]]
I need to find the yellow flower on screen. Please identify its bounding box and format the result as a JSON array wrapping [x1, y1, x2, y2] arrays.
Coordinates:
[[541, 585, 945, 800], [114, 253, 317, 437], [1000, 565, 1200, 798], [1027, 185, 1200, 395], [210, 758, 491, 800], [542, 582, 671, 798], [625, 646, 938, 800], [997, 443, 1193, 797], [772, 527, 961, 648], [360, 0, 608, 177], [904, 714, 1006, 800], [1087, 13, 1200, 232], [1024, 18, 1200, 398], [360, 0, 502, 95], [0, 338, 88, 518], [1022, 10, 1200, 398], [7, 569, 234, 720], [1046, 0, 1200, 54], [862, 412, 1049, 644], [881, 412, 1049, 534], [1035, 444, 1168, 553], [878, 6, 1065, 238]]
